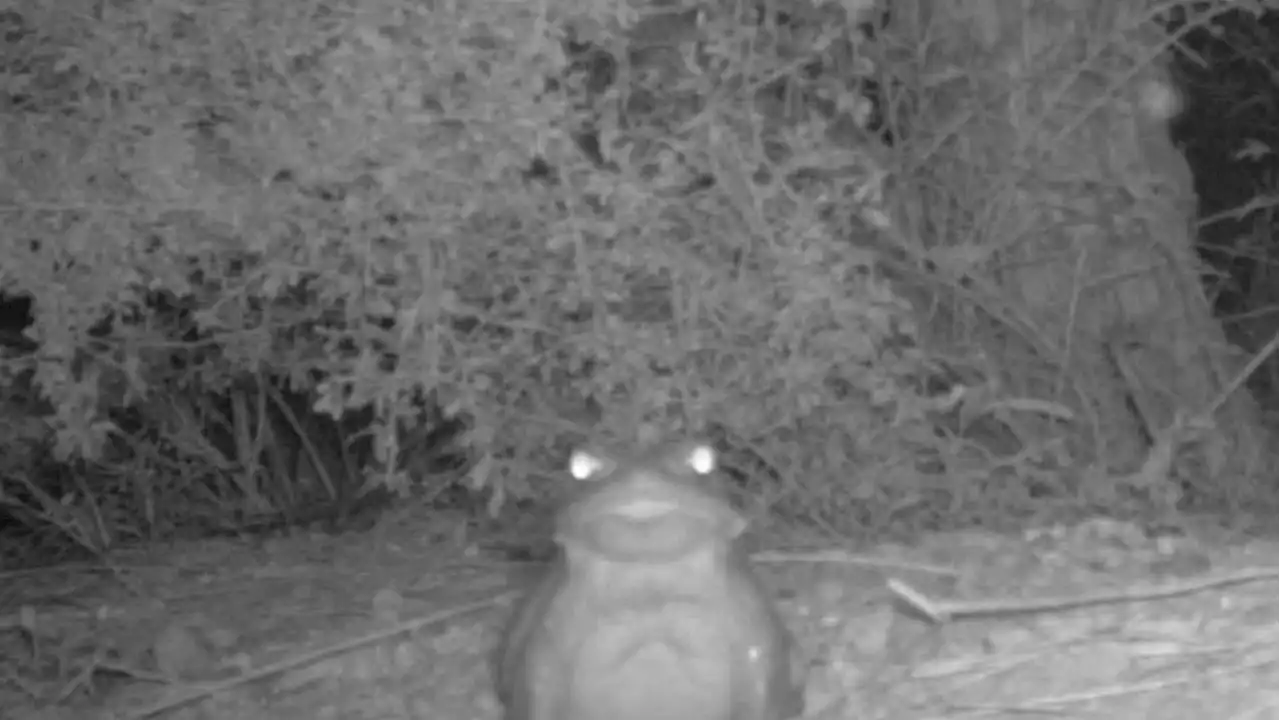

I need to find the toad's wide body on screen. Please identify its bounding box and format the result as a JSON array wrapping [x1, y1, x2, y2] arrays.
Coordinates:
[[494, 441, 804, 720]]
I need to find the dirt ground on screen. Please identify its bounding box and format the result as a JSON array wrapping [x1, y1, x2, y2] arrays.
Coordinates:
[[1, 510, 1276, 720]]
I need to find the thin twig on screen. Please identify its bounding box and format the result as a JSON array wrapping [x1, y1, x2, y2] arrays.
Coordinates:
[[889, 566, 1278, 623]]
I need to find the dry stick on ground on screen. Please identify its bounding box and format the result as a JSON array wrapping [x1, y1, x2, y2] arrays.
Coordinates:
[[888, 566, 1279, 623]]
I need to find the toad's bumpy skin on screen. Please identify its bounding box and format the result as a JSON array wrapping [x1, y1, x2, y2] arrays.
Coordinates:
[[493, 440, 805, 720]]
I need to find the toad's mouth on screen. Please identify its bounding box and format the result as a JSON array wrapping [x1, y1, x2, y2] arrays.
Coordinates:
[[572, 507, 720, 562], [608, 495, 682, 519]]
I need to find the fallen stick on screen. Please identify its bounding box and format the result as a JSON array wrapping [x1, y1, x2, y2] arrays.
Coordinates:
[[888, 566, 1279, 623]]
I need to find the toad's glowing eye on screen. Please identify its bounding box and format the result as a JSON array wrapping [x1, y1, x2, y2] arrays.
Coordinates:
[[569, 450, 609, 480], [685, 444, 716, 475]]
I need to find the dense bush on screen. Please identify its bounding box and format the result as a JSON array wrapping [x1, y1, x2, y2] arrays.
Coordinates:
[[0, 0, 1272, 561]]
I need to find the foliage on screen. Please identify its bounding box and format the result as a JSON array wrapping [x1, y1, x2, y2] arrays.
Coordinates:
[[0, 0, 1273, 562], [0, 0, 937, 557]]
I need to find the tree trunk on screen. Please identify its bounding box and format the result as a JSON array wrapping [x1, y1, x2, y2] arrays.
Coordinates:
[[890, 0, 1273, 512]]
